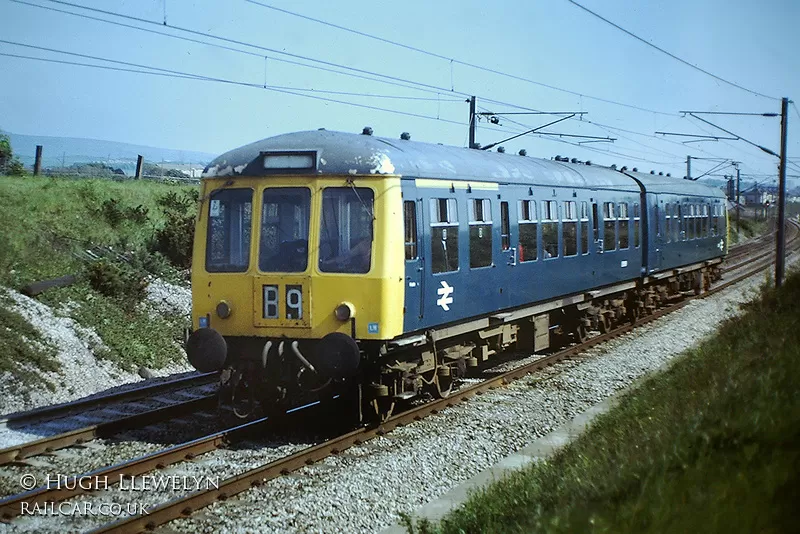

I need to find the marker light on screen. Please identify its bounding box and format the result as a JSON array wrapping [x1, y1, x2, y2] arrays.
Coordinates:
[[334, 302, 355, 321], [216, 301, 231, 319]]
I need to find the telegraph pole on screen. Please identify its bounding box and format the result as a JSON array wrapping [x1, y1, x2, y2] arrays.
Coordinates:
[[468, 96, 477, 149], [735, 165, 740, 235], [686, 155, 691, 180], [775, 97, 789, 287]]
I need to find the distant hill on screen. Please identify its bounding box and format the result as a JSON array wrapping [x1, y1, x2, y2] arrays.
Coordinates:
[[4, 132, 216, 175]]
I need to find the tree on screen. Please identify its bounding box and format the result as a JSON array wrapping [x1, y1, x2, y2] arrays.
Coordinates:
[[0, 132, 25, 175], [0, 134, 12, 171]]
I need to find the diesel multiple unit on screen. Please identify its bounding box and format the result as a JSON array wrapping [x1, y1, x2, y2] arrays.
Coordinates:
[[185, 129, 728, 421]]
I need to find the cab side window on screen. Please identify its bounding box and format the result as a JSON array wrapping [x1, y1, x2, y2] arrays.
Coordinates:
[[404, 201, 418, 260]]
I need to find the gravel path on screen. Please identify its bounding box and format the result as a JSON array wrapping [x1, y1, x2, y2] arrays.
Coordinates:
[[156, 270, 776, 534]]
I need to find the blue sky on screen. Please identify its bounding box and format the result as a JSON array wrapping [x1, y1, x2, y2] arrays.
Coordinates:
[[1, 0, 799, 185]]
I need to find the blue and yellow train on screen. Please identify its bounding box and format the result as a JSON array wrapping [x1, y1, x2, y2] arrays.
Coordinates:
[[186, 128, 728, 421]]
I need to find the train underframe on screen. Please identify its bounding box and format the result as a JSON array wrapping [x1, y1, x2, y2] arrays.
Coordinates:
[[210, 262, 722, 424]]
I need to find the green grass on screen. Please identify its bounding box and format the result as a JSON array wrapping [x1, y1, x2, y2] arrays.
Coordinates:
[[729, 215, 769, 245], [0, 293, 60, 391], [407, 271, 800, 534], [0, 175, 194, 288], [0, 175, 197, 372]]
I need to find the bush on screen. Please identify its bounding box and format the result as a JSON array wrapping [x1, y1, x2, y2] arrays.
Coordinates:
[[85, 259, 147, 306], [100, 197, 150, 228], [7, 158, 24, 176], [101, 198, 124, 228], [150, 190, 198, 268]]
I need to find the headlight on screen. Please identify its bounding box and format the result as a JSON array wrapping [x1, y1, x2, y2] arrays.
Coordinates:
[[334, 302, 355, 321], [216, 301, 232, 319]]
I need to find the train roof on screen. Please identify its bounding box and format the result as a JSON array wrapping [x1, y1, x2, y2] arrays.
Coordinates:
[[203, 130, 723, 198], [626, 171, 726, 199]]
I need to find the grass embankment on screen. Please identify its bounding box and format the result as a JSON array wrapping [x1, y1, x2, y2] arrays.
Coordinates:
[[729, 215, 769, 245], [0, 175, 198, 373], [409, 272, 800, 533]]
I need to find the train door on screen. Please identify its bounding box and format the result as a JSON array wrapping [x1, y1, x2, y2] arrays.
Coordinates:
[[497, 199, 516, 308], [650, 194, 664, 272], [402, 185, 425, 332]]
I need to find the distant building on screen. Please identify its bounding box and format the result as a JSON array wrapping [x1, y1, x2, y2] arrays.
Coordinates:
[[742, 185, 775, 206]]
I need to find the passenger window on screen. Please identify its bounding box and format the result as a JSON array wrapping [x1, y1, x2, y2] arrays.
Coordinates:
[[563, 201, 578, 257], [603, 202, 616, 251], [518, 199, 538, 262], [633, 203, 640, 248], [206, 188, 253, 273], [404, 201, 418, 260], [580, 201, 589, 254], [469, 198, 493, 268], [542, 200, 559, 258], [500, 202, 510, 251], [430, 198, 459, 273], [676, 204, 684, 241], [618, 202, 629, 249]]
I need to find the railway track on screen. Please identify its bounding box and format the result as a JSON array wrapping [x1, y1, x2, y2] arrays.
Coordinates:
[[0, 221, 800, 532], [1, 373, 216, 428], [2, 221, 795, 532], [0, 374, 218, 465]]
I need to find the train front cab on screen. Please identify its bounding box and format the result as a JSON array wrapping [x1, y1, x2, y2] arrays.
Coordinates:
[[186, 173, 405, 414]]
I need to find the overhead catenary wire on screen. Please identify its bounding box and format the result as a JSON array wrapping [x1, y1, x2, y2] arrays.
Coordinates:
[[488, 119, 683, 166], [495, 111, 688, 163], [0, 50, 469, 127], [12, 0, 567, 116], [13, 0, 764, 173], [8, 0, 472, 99], [4, 0, 789, 177], [565, 0, 779, 101], [243, 0, 676, 116], [0, 43, 764, 175], [684, 114, 783, 165]]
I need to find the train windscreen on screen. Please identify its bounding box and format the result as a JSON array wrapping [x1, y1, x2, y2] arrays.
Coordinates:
[[318, 187, 374, 274], [258, 187, 311, 272], [205, 188, 253, 272]]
